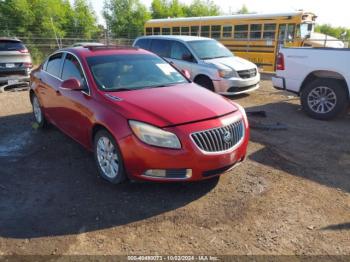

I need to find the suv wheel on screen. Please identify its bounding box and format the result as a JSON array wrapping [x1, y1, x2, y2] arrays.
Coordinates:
[[301, 78, 349, 120], [94, 130, 126, 184], [194, 76, 215, 92]]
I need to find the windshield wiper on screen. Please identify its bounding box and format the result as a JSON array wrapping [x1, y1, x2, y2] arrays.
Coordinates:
[[109, 88, 134, 92]]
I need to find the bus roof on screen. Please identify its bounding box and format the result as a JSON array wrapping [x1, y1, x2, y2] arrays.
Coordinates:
[[146, 11, 316, 24]]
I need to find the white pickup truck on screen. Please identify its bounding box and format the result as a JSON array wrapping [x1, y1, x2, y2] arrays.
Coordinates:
[[272, 47, 350, 120]]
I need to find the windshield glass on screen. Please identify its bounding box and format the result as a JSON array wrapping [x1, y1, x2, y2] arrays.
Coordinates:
[[300, 23, 314, 39], [87, 54, 188, 91], [188, 40, 233, 60]]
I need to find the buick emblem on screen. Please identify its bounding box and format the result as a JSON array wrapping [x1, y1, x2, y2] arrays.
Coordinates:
[[222, 130, 231, 144]]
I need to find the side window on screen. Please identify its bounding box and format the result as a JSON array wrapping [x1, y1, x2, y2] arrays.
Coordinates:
[[145, 27, 152, 35], [250, 24, 262, 39], [211, 25, 221, 39], [46, 53, 63, 77], [134, 39, 151, 50], [170, 41, 193, 62], [172, 27, 180, 35], [200, 26, 210, 37], [181, 27, 189, 35], [234, 24, 248, 39], [153, 27, 160, 35], [191, 26, 199, 36], [263, 24, 276, 39], [223, 25, 233, 38], [62, 53, 87, 89], [150, 39, 171, 57], [162, 28, 170, 35]]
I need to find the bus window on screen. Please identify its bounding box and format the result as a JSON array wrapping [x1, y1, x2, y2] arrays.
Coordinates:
[[250, 24, 262, 39], [263, 24, 276, 39], [211, 25, 221, 39], [145, 27, 152, 35], [181, 27, 189, 35], [162, 27, 170, 35], [279, 24, 295, 41], [234, 24, 248, 39], [287, 24, 296, 39], [153, 27, 160, 35], [173, 27, 180, 35], [191, 26, 199, 36], [223, 25, 233, 38], [200, 26, 210, 37]]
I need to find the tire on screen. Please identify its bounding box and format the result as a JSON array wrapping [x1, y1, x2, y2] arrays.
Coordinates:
[[300, 78, 349, 120], [31, 94, 47, 128], [194, 76, 215, 92], [94, 129, 126, 184]]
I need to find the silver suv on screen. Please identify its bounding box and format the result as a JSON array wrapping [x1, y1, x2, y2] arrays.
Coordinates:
[[133, 35, 260, 95], [0, 38, 32, 92]]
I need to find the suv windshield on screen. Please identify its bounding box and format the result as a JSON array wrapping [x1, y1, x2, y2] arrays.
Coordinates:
[[188, 40, 233, 60], [0, 41, 26, 51], [87, 54, 188, 91]]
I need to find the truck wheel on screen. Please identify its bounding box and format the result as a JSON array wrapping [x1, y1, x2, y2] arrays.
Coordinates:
[[301, 78, 349, 120], [194, 76, 215, 92]]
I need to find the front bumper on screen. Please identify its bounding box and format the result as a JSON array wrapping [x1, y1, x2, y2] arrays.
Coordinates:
[[118, 111, 249, 182], [213, 73, 260, 95]]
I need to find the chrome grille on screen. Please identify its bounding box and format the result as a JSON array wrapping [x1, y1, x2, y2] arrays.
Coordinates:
[[237, 68, 257, 79], [191, 119, 244, 153]]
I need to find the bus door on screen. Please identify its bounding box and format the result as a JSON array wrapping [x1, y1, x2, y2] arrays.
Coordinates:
[[278, 24, 297, 48]]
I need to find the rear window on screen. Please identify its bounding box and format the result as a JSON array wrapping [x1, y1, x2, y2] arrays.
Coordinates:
[[0, 41, 26, 51]]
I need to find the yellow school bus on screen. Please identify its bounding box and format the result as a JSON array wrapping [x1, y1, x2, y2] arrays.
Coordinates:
[[144, 11, 325, 73]]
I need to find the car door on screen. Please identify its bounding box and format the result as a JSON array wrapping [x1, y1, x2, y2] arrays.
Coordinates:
[[56, 52, 93, 145], [36, 52, 64, 125], [166, 41, 195, 78]]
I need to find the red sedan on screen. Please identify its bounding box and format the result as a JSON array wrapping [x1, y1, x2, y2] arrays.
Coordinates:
[[30, 46, 249, 184]]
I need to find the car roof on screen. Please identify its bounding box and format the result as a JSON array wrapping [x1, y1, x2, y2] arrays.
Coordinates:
[[0, 37, 22, 43], [136, 35, 212, 42], [58, 45, 155, 58]]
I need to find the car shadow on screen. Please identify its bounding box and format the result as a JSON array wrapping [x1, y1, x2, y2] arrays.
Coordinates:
[[321, 223, 350, 231], [243, 100, 350, 193], [0, 113, 218, 239]]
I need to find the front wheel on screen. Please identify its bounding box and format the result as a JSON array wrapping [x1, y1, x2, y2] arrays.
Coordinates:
[[194, 76, 215, 92], [300, 78, 349, 120], [32, 94, 47, 128], [94, 130, 126, 184]]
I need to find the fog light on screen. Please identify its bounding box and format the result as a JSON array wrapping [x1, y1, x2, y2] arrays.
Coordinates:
[[143, 169, 192, 179]]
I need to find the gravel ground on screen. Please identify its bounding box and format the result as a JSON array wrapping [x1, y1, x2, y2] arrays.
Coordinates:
[[0, 80, 349, 255]]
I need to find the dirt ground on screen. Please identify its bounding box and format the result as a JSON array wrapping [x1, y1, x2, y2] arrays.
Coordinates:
[[0, 80, 349, 256]]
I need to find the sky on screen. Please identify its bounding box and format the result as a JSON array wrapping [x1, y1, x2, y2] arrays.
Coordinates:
[[90, 0, 349, 28]]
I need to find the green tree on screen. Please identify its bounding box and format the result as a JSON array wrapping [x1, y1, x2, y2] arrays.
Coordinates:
[[237, 4, 249, 14], [151, 0, 170, 19], [315, 24, 349, 39], [103, 0, 151, 38], [185, 0, 220, 17]]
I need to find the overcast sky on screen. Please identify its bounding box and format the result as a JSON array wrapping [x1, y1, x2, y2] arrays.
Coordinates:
[[90, 0, 348, 27]]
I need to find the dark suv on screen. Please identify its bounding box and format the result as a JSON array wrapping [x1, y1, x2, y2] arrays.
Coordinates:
[[0, 38, 32, 92]]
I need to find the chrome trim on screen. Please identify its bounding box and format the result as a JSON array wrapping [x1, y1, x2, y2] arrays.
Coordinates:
[[190, 117, 245, 155]]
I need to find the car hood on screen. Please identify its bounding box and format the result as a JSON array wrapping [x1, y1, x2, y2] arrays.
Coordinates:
[[205, 56, 256, 72], [104, 83, 238, 127]]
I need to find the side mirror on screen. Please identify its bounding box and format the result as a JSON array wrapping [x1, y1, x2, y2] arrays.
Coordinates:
[[182, 53, 194, 62], [61, 78, 82, 90], [181, 69, 191, 79]]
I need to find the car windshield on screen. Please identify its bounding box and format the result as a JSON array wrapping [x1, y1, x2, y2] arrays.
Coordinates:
[[188, 40, 233, 60], [87, 54, 188, 91], [0, 41, 26, 51]]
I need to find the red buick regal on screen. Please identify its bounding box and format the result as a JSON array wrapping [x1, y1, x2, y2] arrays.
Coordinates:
[[30, 46, 249, 184]]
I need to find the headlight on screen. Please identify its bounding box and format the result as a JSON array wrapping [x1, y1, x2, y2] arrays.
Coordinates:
[[218, 69, 234, 78], [129, 120, 181, 149]]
